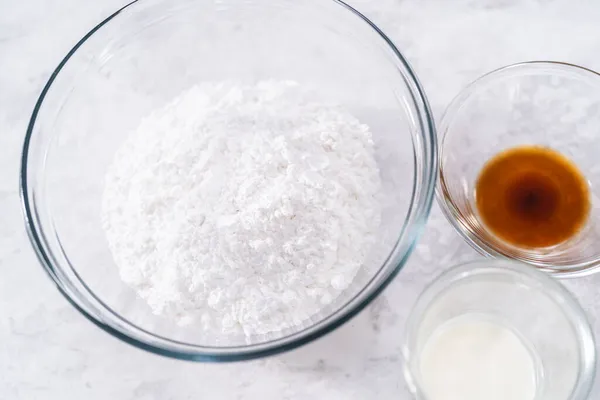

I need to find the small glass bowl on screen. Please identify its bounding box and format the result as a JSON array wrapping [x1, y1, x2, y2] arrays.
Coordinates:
[[402, 259, 596, 400], [437, 61, 600, 277], [20, 0, 436, 361]]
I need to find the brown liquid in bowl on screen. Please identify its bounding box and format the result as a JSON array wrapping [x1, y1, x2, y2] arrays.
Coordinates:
[[475, 146, 590, 249]]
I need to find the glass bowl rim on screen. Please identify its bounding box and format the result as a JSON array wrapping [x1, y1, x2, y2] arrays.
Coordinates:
[[19, 0, 437, 361], [436, 60, 600, 278], [402, 258, 597, 400]]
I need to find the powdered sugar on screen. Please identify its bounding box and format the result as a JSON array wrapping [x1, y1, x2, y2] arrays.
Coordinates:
[[102, 81, 382, 336]]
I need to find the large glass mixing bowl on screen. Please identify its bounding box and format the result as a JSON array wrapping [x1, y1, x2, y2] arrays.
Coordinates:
[[20, 0, 436, 361]]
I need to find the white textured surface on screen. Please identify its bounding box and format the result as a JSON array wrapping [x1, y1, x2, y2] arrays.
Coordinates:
[[2, 0, 600, 398], [102, 81, 381, 336]]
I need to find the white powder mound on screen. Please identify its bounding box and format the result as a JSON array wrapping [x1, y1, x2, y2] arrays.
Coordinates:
[[102, 81, 382, 336]]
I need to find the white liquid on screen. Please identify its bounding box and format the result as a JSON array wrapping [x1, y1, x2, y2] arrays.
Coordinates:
[[419, 317, 537, 400]]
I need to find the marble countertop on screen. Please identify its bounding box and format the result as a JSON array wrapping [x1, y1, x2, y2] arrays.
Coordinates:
[[2, 0, 600, 398]]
